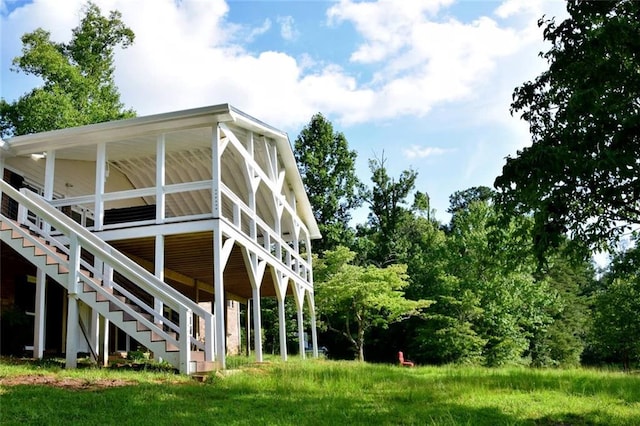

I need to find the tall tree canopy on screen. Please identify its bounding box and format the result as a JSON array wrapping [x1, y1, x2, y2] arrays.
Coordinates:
[[0, 1, 135, 137], [494, 0, 640, 255], [358, 155, 418, 266], [294, 113, 361, 253]]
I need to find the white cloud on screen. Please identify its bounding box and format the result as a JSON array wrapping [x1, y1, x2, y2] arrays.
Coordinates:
[[1, 0, 567, 132], [246, 18, 272, 42], [403, 145, 449, 159], [276, 15, 298, 41]]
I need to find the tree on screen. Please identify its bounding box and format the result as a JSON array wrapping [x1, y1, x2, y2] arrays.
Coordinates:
[[358, 155, 418, 265], [447, 186, 494, 215], [589, 241, 640, 370], [314, 246, 431, 361], [494, 0, 640, 256], [294, 113, 361, 253], [412, 198, 557, 366], [1, 1, 135, 137], [527, 251, 593, 367]]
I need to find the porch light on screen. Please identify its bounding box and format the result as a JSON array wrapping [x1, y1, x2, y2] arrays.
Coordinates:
[[31, 152, 46, 160]]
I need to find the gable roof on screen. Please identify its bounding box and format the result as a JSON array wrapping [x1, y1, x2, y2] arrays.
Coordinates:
[[2, 104, 320, 240]]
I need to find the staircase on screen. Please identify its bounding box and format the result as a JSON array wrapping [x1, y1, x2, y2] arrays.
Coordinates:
[[0, 181, 215, 374]]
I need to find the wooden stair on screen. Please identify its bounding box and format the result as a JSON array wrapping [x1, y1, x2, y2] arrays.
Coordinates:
[[0, 217, 212, 374]]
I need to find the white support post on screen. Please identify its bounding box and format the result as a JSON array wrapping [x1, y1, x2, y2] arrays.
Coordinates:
[[246, 299, 251, 356], [277, 295, 287, 361], [293, 283, 306, 359], [308, 294, 319, 358], [100, 316, 109, 367], [205, 308, 214, 362], [156, 134, 166, 224], [95, 143, 106, 231], [65, 295, 79, 369], [243, 248, 266, 363], [212, 124, 226, 368], [33, 268, 46, 359], [252, 285, 263, 363], [101, 247, 112, 365], [272, 268, 289, 361], [43, 149, 55, 232], [90, 309, 99, 360], [154, 234, 164, 325], [179, 306, 193, 374], [65, 234, 81, 368], [297, 302, 305, 359]]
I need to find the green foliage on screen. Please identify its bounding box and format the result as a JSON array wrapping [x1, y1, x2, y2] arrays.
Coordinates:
[[314, 247, 431, 361], [495, 0, 640, 257], [358, 155, 418, 265], [447, 186, 494, 215], [294, 113, 361, 253], [527, 252, 593, 367], [0, 1, 135, 137], [589, 242, 640, 370]]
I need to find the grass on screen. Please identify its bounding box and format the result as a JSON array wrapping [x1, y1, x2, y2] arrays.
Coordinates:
[[1, 357, 639, 425]]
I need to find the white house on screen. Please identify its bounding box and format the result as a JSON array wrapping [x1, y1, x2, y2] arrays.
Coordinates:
[[0, 104, 321, 374]]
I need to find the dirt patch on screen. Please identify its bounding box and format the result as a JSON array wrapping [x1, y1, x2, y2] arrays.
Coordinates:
[[0, 375, 135, 391]]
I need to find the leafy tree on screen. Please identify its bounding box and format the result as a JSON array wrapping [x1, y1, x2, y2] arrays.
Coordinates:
[[294, 113, 361, 253], [494, 0, 640, 256], [447, 186, 494, 215], [589, 242, 640, 370], [415, 198, 556, 366], [358, 155, 418, 265], [1, 1, 135, 137], [527, 251, 593, 367], [314, 246, 431, 361]]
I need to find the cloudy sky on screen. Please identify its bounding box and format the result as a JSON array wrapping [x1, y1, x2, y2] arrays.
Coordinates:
[[1, 0, 568, 223]]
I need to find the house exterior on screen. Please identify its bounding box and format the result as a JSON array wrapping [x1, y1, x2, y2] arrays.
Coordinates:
[[0, 104, 321, 373]]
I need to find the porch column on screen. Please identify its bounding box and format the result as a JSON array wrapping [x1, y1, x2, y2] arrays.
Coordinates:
[[296, 303, 305, 359], [90, 309, 99, 361], [293, 283, 306, 359], [101, 248, 113, 366], [65, 295, 79, 368], [308, 293, 319, 358], [252, 285, 263, 362], [65, 234, 81, 368], [213, 225, 226, 368], [277, 295, 287, 361], [95, 143, 106, 231], [246, 299, 251, 356], [154, 234, 164, 325], [32, 269, 46, 359], [32, 150, 56, 358], [212, 123, 226, 368], [272, 268, 288, 361]]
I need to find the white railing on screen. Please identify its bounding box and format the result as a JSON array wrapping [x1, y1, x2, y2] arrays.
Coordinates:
[[0, 179, 214, 370], [220, 183, 311, 284], [42, 178, 312, 286]]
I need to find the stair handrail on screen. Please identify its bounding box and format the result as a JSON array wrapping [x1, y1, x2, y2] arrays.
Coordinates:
[[0, 179, 213, 330]]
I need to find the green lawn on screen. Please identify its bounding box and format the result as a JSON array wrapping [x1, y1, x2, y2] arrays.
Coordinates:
[[1, 358, 638, 425]]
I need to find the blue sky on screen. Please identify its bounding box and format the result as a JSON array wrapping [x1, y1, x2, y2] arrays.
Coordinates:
[[1, 0, 568, 224]]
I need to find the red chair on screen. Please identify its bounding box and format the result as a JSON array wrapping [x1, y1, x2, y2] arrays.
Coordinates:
[[398, 351, 414, 367]]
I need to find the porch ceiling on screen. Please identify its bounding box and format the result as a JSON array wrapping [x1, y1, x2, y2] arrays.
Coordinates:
[[109, 232, 281, 301]]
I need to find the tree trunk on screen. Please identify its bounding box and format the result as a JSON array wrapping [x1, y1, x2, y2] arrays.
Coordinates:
[[357, 323, 365, 361]]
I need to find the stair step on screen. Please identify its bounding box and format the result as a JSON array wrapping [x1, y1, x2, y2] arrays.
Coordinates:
[[194, 361, 216, 373], [0, 216, 211, 374]]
